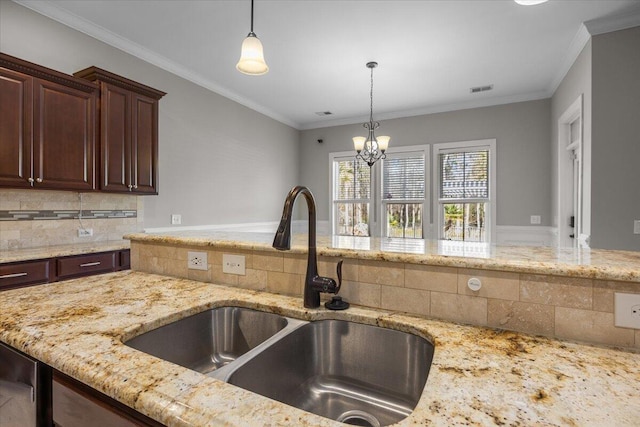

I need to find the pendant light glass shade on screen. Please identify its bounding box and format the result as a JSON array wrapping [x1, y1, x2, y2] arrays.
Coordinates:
[[236, 34, 269, 75]]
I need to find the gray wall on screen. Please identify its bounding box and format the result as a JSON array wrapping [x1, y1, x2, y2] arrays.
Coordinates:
[[300, 100, 551, 229], [0, 1, 300, 229], [591, 26, 640, 250], [550, 40, 592, 236]]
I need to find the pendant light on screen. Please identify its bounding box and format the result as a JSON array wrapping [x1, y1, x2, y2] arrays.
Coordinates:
[[353, 62, 390, 167], [514, 0, 548, 5], [236, 0, 269, 75]]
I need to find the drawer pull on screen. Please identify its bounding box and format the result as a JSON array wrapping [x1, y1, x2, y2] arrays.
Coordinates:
[[79, 262, 101, 268], [0, 272, 28, 279]]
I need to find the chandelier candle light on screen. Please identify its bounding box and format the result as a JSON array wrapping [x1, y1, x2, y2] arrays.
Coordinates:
[[236, 0, 269, 75], [353, 62, 390, 167]]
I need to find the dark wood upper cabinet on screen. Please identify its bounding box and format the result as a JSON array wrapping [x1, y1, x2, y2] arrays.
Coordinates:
[[33, 78, 96, 191], [0, 67, 32, 188], [74, 67, 165, 195], [0, 53, 98, 191]]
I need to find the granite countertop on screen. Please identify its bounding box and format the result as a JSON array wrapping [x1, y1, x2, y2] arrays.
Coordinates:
[[126, 230, 640, 283], [1, 270, 638, 426], [0, 240, 130, 264]]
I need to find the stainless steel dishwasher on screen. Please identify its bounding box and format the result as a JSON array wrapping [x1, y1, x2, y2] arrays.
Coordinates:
[[0, 341, 51, 427]]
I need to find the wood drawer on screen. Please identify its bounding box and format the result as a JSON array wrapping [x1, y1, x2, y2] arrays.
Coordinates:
[[56, 252, 116, 280], [0, 259, 52, 290]]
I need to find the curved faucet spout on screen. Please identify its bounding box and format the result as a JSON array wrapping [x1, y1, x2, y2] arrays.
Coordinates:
[[273, 186, 340, 308], [272, 186, 316, 252]]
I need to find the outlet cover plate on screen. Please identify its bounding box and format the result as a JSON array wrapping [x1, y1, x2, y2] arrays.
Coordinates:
[[614, 292, 640, 329], [530, 215, 541, 225], [187, 251, 208, 271], [223, 254, 246, 275], [171, 214, 182, 225], [78, 228, 93, 237]]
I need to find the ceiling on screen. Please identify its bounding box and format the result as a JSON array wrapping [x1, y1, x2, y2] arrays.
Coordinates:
[[16, 0, 640, 130]]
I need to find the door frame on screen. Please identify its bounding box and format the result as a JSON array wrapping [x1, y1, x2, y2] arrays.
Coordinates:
[[557, 94, 586, 248]]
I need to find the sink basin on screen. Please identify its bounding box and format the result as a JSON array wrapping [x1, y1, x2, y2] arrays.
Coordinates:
[[125, 307, 288, 374], [227, 320, 434, 427]]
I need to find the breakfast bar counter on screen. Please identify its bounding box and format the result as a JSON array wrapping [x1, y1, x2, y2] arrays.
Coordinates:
[[125, 230, 640, 283]]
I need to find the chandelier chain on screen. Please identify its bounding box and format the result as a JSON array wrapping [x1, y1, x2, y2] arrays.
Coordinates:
[[369, 65, 374, 124]]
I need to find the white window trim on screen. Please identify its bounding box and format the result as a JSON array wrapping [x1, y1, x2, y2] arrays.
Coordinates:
[[329, 145, 430, 238], [432, 139, 496, 243]]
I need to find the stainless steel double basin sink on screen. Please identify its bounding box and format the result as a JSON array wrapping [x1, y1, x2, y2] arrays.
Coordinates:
[[125, 307, 434, 426]]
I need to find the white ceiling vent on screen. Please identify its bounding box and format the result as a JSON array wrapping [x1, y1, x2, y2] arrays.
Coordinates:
[[315, 111, 333, 116], [470, 84, 494, 94]]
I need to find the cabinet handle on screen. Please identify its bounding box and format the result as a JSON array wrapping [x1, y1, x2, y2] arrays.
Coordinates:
[[36, 178, 43, 183], [79, 262, 101, 268], [27, 177, 34, 187], [0, 272, 28, 279], [127, 184, 133, 191], [133, 184, 138, 189]]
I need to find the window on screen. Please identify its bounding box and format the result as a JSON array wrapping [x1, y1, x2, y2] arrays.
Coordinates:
[[382, 152, 425, 238], [332, 157, 371, 236], [434, 140, 495, 242], [331, 146, 428, 238]]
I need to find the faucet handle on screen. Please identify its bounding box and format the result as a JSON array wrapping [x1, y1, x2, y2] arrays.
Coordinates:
[[335, 260, 343, 294]]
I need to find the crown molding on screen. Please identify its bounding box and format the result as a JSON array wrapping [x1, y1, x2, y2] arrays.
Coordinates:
[[584, 5, 640, 36], [548, 23, 591, 96], [13, 0, 300, 129], [300, 90, 552, 130]]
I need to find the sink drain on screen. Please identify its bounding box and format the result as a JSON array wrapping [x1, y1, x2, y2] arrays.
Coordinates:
[[336, 410, 381, 427]]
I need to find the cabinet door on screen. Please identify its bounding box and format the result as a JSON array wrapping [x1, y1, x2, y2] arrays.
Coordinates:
[[100, 82, 132, 192], [33, 78, 96, 191], [131, 93, 158, 194], [0, 67, 33, 188]]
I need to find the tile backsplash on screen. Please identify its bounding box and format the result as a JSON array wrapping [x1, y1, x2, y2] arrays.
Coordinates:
[[131, 241, 640, 350], [0, 189, 143, 250]]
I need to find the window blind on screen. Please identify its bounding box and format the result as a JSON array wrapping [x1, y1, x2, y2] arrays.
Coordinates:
[[335, 158, 370, 200], [439, 150, 488, 199], [383, 154, 425, 200]]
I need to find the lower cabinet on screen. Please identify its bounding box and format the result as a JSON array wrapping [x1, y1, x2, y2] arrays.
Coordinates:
[[0, 250, 130, 291], [53, 371, 164, 427]]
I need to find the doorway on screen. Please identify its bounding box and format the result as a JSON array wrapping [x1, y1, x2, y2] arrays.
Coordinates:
[[557, 95, 587, 248]]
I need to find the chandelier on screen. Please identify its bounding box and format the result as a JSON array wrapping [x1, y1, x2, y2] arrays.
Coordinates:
[[236, 0, 269, 75], [353, 61, 390, 167]]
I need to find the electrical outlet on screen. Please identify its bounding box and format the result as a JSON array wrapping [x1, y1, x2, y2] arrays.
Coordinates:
[[634, 220, 640, 234], [78, 228, 93, 237], [530, 215, 541, 225], [223, 254, 246, 275], [614, 292, 640, 329], [171, 214, 182, 225], [187, 251, 208, 271]]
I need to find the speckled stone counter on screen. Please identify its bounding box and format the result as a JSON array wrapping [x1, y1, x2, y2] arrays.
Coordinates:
[[0, 240, 130, 264], [0, 271, 638, 426], [125, 231, 640, 283]]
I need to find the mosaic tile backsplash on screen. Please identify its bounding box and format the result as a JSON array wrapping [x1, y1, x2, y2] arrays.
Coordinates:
[[0, 189, 143, 250]]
